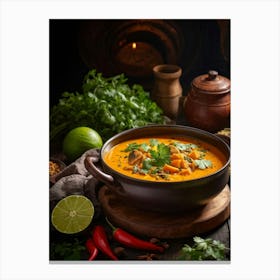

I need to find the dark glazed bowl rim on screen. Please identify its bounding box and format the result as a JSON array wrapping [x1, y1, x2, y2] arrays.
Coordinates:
[[100, 124, 230, 185]]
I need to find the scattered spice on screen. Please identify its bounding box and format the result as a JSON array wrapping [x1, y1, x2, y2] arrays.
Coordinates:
[[149, 237, 169, 249], [136, 253, 160, 260], [49, 161, 61, 176], [113, 246, 126, 258], [161, 242, 170, 249], [217, 128, 230, 137], [149, 237, 160, 244]]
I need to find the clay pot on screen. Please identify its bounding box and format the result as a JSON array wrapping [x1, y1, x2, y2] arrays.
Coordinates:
[[152, 64, 183, 120], [184, 70, 230, 132], [85, 125, 230, 213]]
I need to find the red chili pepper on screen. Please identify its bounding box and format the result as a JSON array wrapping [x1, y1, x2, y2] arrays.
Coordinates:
[[106, 217, 164, 253], [92, 225, 118, 260], [85, 238, 99, 261]]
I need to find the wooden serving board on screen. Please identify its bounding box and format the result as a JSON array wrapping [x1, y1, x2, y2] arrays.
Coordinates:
[[98, 185, 230, 239]]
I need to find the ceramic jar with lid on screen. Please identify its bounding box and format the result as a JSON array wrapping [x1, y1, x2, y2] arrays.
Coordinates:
[[184, 70, 230, 132]]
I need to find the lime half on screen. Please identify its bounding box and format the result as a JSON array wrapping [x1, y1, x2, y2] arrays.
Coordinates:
[[51, 195, 94, 234]]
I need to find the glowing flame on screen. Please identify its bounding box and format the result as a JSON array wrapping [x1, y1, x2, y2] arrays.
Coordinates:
[[132, 42, 137, 49]]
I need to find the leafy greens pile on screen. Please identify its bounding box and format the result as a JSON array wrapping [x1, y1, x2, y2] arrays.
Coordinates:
[[50, 69, 165, 142], [177, 236, 228, 261], [50, 238, 86, 260]]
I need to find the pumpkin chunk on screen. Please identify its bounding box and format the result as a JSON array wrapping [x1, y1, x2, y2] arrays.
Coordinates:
[[171, 159, 182, 168], [180, 167, 192, 176], [171, 153, 184, 160], [163, 164, 180, 174], [189, 150, 200, 160], [180, 160, 189, 169]]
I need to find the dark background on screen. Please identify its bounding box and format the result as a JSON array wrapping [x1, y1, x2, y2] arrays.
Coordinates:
[[50, 19, 230, 108]]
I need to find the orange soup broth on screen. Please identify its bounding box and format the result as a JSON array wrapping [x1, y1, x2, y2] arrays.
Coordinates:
[[103, 137, 227, 182]]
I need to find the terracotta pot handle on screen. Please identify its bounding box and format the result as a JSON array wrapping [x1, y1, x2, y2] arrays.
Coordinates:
[[85, 156, 115, 187]]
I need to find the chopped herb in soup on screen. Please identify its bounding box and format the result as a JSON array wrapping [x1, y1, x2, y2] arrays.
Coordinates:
[[104, 137, 226, 182]]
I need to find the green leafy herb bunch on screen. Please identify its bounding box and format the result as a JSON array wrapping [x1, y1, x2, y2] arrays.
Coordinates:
[[50, 69, 165, 143]]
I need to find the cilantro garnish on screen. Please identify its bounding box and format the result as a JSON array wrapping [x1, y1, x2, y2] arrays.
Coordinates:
[[194, 159, 213, 169], [173, 142, 198, 151], [125, 142, 151, 152], [124, 143, 141, 152], [149, 139, 159, 147], [150, 143, 171, 167], [142, 158, 153, 170], [140, 143, 150, 152]]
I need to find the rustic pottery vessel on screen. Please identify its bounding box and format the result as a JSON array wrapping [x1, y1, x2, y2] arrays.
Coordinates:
[[184, 70, 230, 132], [152, 64, 183, 120], [85, 125, 230, 213]]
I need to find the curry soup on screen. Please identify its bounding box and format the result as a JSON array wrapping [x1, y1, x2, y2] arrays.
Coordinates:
[[104, 137, 227, 182]]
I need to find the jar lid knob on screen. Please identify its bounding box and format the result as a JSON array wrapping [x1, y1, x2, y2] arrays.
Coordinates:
[[208, 70, 218, 80]]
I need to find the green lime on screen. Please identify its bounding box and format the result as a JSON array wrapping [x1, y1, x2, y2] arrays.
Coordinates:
[[62, 126, 103, 161], [51, 195, 94, 234]]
